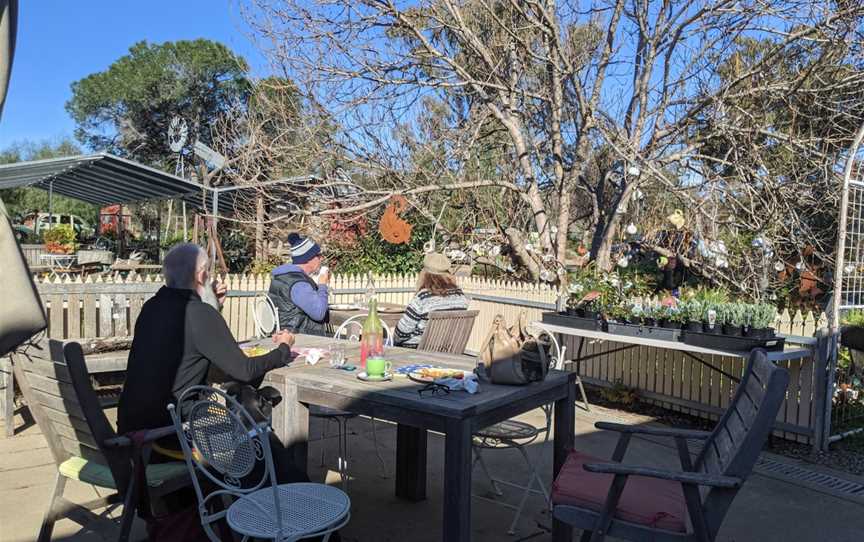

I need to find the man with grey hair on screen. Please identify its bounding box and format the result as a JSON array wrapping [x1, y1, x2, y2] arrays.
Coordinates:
[[118, 242, 294, 438]]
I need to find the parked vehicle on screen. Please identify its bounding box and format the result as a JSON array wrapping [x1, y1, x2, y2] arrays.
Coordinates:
[[22, 213, 95, 239]]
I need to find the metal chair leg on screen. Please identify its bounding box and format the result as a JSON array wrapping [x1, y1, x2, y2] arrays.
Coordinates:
[[575, 375, 591, 412], [38, 472, 67, 542], [370, 416, 389, 478], [319, 417, 329, 468], [472, 447, 503, 496], [337, 416, 350, 492], [505, 445, 550, 535]]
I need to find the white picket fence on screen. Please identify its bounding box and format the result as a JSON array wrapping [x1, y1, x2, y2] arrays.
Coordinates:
[[24, 272, 834, 445]]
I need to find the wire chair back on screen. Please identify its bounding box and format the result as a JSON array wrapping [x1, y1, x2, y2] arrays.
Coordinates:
[[253, 295, 279, 337], [333, 314, 394, 347], [168, 385, 285, 541]]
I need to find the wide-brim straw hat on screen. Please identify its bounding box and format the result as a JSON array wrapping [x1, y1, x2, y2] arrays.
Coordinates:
[[422, 252, 451, 275]]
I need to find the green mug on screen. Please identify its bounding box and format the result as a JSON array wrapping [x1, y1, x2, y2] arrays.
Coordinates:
[[366, 357, 391, 377]]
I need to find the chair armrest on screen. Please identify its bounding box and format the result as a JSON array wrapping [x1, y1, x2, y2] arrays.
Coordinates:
[[595, 422, 712, 440], [104, 426, 177, 449], [582, 462, 742, 488]]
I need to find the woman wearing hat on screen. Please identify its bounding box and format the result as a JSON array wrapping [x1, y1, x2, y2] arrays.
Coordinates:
[[394, 252, 469, 348]]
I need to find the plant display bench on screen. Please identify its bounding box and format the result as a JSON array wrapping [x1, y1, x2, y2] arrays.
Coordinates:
[[535, 320, 846, 450]]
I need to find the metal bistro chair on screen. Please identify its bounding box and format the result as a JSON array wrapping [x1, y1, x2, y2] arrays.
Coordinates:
[[552, 349, 790, 542], [469, 325, 559, 535], [253, 294, 280, 337], [168, 385, 351, 542], [311, 315, 393, 489]]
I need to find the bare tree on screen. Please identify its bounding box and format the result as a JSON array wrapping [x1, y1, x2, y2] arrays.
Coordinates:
[[230, 0, 864, 290]]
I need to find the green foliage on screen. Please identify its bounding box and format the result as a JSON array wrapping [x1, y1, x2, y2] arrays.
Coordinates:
[[679, 299, 706, 322], [42, 224, 78, 253], [685, 286, 730, 305], [841, 310, 864, 328], [718, 303, 748, 327], [748, 303, 778, 329], [66, 39, 251, 167], [219, 227, 254, 273], [0, 140, 99, 224], [328, 228, 427, 275], [250, 256, 282, 275]]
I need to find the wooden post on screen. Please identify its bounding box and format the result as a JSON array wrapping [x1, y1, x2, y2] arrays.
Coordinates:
[[813, 332, 838, 452]]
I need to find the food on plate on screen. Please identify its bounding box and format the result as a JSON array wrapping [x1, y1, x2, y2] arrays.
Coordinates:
[[242, 345, 273, 357], [417, 367, 464, 380]]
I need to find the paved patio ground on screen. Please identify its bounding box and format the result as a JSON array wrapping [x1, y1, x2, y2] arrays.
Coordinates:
[[2, 402, 863, 542]]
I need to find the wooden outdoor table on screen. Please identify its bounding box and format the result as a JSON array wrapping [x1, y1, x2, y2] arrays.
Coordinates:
[[261, 334, 577, 542], [329, 302, 405, 329]]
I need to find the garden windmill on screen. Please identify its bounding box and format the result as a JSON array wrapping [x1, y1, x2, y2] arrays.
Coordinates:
[[165, 116, 190, 241]]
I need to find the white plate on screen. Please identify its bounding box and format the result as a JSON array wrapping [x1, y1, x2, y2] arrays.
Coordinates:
[[357, 371, 392, 382]]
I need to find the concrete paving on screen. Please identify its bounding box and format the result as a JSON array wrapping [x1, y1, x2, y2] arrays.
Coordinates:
[[2, 403, 863, 542]]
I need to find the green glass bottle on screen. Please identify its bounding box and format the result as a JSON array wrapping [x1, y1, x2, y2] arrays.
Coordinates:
[[360, 298, 384, 369]]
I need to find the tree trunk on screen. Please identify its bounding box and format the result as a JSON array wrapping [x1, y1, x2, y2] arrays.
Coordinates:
[[255, 195, 265, 261], [505, 227, 541, 281]]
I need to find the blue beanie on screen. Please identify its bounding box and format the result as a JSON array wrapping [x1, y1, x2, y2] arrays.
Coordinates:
[[287, 233, 321, 264]]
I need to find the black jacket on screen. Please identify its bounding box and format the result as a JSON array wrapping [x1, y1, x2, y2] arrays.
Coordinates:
[[117, 287, 292, 434]]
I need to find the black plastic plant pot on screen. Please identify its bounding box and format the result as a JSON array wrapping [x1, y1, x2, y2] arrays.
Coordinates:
[[748, 327, 775, 340], [685, 321, 703, 332], [565, 307, 581, 317], [703, 323, 723, 335], [840, 325, 864, 351], [723, 324, 743, 337], [661, 319, 680, 329], [583, 310, 599, 320], [643, 318, 658, 327]]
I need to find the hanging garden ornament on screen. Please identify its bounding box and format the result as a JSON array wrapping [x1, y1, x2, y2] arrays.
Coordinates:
[[774, 261, 785, 272], [489, 245, 501, 257], [543, 253, 555, 263], [632, 189, 645, 201], [795, 261, 805, 271], [627, 166, 641, 177], [551, 225, 559, 235], [450, 250, 467, 262], [557, 267, 567, 276], [626, 223, 638, 235], [715, 256, 729, 268], [845, 264, 856, 274], [617, 256, 630, 268], [539, 269, 554, 282], [751, 237, 765, 249]]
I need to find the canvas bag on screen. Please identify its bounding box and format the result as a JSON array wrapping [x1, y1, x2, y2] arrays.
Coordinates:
[[0, 198, 46, 357]]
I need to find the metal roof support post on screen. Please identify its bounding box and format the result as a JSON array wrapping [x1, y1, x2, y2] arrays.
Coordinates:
[[47, 179, 53, 231]]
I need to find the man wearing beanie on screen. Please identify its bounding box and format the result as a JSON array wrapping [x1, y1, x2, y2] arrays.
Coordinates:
[[268, 233, 330, 335]]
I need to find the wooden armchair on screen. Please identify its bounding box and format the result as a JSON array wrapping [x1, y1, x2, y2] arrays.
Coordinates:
[[416, 309, 479, 355], [552, 348, 789, 542], [12, 340, 189, 542]]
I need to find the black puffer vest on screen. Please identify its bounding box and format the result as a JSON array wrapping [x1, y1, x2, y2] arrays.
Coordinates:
[[267, 271, 328, 336]]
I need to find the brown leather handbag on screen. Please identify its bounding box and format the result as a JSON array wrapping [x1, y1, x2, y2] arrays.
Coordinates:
[[0, 198, 47, 357], [479, 312, 550, 385]]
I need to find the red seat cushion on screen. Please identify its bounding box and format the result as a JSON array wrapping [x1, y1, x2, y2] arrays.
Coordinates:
[[551, 450, 687, 533]]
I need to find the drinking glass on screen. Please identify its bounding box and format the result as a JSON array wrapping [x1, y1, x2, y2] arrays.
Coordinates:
[[329, 345, 346, 368]]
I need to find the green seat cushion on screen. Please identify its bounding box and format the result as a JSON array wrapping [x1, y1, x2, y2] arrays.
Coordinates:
[[58, 456, 188, 489]]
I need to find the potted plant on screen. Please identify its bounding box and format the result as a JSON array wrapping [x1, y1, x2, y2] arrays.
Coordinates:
[[840, 309, 864, 353], [42, 224, 78, 254], [747, 303, 777, 339], [722, 303, 747, 336], [641, 304, 659, 327], [702, 302, 723, 334], [679, 300, 705, 332]]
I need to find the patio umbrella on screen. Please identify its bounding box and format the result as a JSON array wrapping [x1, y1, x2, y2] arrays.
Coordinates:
[[0, 0, 17, 120]]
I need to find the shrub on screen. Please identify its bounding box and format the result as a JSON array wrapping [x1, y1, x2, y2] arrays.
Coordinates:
[[748, 303, 778, 329], [42, 224, 77, 254]]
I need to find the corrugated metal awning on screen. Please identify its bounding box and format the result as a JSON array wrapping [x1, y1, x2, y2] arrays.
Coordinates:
[[0, 153, 235, 213]]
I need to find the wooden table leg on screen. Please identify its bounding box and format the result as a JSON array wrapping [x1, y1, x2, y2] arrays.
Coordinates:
[[396, 424, 427, 501], [443, 418, 472, 542], [552, 382, 576, 542], [267, 377, 309, 472]]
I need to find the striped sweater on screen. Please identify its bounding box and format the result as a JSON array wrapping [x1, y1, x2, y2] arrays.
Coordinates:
[[394, 288, 469, 347]]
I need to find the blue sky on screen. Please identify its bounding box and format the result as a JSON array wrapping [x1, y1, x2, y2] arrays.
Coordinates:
[[0, 0, 264, 148]]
